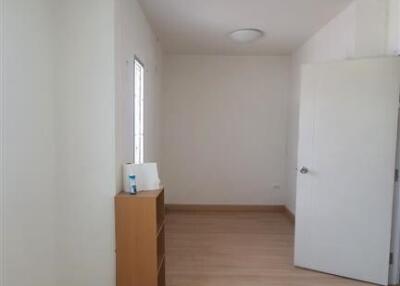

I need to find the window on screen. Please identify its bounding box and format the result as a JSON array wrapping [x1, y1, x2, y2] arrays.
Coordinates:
[[134, 57, 144, 164]]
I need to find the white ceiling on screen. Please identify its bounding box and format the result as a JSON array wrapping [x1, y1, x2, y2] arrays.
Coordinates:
[[137, 0, 353, 55]]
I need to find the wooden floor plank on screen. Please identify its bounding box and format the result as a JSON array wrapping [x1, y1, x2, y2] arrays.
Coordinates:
[[165, 211, 373, 286]]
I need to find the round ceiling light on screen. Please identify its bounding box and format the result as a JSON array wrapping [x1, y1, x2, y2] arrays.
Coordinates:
[[229, 28, 264, 43]]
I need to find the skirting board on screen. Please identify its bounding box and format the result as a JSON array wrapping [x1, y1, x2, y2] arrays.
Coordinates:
[[166, 204, 292, 214], [284, 206, 295, 224], [166, 204, 285, 212]]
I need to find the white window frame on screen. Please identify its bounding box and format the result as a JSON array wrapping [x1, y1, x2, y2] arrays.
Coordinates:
[[134, 56, 144, 164]]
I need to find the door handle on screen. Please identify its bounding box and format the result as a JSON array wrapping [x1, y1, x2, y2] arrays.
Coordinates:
[[300, 167, 309, 174]]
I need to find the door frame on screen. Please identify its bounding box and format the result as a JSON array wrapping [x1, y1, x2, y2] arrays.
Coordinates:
[[390, 96, 400, 285], [0, 0, 5, 285]]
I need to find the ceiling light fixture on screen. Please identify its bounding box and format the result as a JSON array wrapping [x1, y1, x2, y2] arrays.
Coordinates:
[[229, 28, 264, 43]]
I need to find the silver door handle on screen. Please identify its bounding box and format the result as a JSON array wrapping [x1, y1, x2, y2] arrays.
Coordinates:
[[300, 167, 309, 174]]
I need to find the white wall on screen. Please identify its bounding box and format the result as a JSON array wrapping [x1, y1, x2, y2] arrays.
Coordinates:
[[2, 1, 58, 285], [55, 1, 116, 285], [115, 0, 164, 192], [286, 0, 400, 213], [161, 55, 290, 205], [2, 0, 163, 285], [388, 0, 400, 55]]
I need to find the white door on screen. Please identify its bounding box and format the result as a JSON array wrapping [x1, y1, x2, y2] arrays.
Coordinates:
[[295, 58, 400, 285]]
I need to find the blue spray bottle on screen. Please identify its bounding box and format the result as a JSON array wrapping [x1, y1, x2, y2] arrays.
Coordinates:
[[128, 175, 137, 195]]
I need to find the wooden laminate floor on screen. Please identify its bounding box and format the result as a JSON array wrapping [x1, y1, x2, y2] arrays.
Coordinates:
[[165, 211, 373, 286]]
